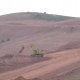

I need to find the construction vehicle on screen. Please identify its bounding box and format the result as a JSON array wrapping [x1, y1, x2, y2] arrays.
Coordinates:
[[28, 44, 44, 57]]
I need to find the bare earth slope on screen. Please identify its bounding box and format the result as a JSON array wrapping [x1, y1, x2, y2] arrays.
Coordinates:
[[0, 12, 80, 80], [0, 13, 79, 56], [0, 49, 80, 80], [0, 18, 80, 56]]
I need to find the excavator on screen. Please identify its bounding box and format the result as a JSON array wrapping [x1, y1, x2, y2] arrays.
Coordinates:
[[28, 43, 44, 57], [18, 43, 44, 57]]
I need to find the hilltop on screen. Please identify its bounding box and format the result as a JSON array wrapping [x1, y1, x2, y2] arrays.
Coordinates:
[[0, 12, 74, 21]]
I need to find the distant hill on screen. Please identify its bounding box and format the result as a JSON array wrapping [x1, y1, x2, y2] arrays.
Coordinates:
[[0, 12, 79, 57], [0, 12, 74, 21]]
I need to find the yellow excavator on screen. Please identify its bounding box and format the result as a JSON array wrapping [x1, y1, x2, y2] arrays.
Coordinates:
[[18, 43, 44, 57], [27, 43, 44, 57]]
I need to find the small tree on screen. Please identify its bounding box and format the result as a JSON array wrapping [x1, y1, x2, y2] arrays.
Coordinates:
[[6, 38, 10, 41], [1, 40, 5, 43], [18, 46, 25, 55], [44, 12, 46, 14]]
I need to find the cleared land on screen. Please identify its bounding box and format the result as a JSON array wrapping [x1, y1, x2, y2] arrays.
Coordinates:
[[0, 12, 80, 80]]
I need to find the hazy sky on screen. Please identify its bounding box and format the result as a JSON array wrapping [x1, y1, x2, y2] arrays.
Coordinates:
[[0, 0, 79, 17]]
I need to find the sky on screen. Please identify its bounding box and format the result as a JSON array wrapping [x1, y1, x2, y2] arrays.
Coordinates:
[[0, 0, 79, 17]]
